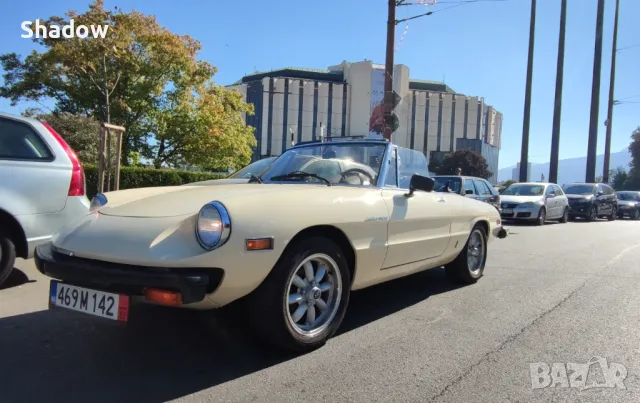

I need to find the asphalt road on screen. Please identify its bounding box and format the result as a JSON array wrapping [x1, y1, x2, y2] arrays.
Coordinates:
[[2, 219, 640, 403]]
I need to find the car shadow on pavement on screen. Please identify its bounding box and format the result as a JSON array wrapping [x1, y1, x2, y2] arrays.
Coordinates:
[[0, 267, 461, 403], [0, 268, 35, 290]]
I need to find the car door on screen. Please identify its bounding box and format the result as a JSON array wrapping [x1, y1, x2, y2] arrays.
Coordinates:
[[553, 185, 568, 214], [463, 178, 478, 199], [604, 185, 616, 213], [544, 185, 559, 218], [595, 184, 609, 214], [380, 148, 452, 268], [0, 116, 70, 215], [473, 179, 492, 204]]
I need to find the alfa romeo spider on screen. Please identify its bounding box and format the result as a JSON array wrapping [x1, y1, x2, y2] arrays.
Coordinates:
[[35, 138, 507, 352]]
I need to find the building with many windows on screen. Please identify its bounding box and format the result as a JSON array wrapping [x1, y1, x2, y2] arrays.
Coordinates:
[[228, 60, 503, 183]]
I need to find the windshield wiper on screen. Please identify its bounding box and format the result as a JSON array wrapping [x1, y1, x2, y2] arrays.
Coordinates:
[[248, 174, 263, 184], [270, 171, 332, 186]]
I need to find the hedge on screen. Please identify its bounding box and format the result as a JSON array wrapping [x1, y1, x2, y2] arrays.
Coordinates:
[[84, 164, 228, 199]]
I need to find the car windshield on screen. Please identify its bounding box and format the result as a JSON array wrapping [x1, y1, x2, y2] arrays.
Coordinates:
[[228, 157, 275, 178], [433, 177, 462, 193], [617, 192, 640, 201], [260, 142, 387, 186], [562, 184, 595, 195], [501, 184, 544, 196]]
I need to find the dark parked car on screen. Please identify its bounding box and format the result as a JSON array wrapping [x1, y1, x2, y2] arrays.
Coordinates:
[[432, 175, 501, 211], [616, 191, 640, 220], [562, 182, 617, 221]]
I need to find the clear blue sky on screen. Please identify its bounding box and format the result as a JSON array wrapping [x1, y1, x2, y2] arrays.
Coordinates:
[[1, 0, 638, 169]]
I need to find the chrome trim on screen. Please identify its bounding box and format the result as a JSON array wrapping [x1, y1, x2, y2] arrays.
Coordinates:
[[196, 201, 232, 251], [375, 141, 394, 188], [244, 237, 275, 251]]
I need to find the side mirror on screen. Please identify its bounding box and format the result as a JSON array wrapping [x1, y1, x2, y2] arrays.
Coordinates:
[[465, 189, 474, 195], [597, 191, 604, 196], [405, 174, 434, 197]]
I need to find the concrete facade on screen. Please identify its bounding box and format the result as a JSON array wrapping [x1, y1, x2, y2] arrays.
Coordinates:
[[228, 60, 503, 183]]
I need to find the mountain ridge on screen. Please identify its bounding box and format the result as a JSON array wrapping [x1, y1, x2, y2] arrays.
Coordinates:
[[497, 149, 632, 185]]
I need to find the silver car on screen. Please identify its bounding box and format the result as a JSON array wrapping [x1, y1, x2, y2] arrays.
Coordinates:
[[0, 112, 90, 285], [499, 182, 569, 225]]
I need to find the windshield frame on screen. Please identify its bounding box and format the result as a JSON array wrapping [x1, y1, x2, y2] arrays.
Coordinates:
[[227, 157, 276, 179], [258, 140, 394, 188]]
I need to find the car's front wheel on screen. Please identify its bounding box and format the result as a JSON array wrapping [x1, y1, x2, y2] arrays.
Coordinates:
[[0, 234, 16, 286], [445, 224, 487, 284], [633, 210, 640, 220], [608, 206, 617, 221], [586, 206, 598, 222], [248, 236, 351, 353]]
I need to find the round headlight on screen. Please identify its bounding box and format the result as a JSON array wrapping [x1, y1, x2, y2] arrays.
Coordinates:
[[90, 193, 108, 212], [196, 201, 231, 250]]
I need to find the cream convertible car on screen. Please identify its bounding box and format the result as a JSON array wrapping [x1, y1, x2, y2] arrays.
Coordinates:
[[35, 139, 507, 352]]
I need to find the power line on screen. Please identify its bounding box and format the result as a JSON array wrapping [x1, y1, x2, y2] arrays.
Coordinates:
[[617, 44, 640, 52]]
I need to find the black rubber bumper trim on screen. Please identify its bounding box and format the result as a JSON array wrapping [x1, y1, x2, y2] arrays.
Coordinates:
[[34, 243, 224, 304]]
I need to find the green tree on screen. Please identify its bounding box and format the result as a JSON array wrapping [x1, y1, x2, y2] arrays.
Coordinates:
[[0, 0, 254, 167], [428, 149, 493, 179], [626, 127, 640, 189], [501, 179, 516, 188], [610, 166, 629, 191]]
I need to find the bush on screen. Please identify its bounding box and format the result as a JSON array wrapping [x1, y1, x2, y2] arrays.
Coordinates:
[[84, 164, 227, 199]]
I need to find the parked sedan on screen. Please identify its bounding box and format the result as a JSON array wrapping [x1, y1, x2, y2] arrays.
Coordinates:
[[563, 183, 617, 221], [616, 191, 640, 220], [499, 182, 569, 225], [35, 139, 506, 353], [432, 175, 501, 211]]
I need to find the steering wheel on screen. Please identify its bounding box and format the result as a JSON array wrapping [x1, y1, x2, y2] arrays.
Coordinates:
[[339, 168, 375, 185]]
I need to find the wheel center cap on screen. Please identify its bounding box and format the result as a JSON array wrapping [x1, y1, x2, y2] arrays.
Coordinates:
[[307, 287, 321, 301]]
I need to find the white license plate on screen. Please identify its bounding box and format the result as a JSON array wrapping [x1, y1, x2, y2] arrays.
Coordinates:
[[502, 208, 513, 214], [49, 280, 129, 321]]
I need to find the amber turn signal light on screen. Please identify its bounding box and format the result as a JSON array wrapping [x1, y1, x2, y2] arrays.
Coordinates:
[[144, 288, 182, 306], [246, 238, 273, 251]]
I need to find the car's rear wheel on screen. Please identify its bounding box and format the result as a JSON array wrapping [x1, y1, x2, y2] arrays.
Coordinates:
[[0, 235, 16, 286], [247, 236, 351, 353], [559, 207, 569, 223], [445, 224, 487, 284]]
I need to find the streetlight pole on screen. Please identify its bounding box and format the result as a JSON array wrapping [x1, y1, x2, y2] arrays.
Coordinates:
[[383, 0, 397, 142], [603, 0, 621, 184], [585, 0, 606, 183], [549, 0, 567, 185], [519, 0, 537, 182]]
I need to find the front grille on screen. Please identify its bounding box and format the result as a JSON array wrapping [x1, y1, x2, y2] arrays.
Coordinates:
[[502, 203, 518, 209]]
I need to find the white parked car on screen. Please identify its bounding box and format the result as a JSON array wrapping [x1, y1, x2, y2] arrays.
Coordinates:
[[499, 182, 569, 225], [35, 139, 507, 352], [0, 112, 90, 285]]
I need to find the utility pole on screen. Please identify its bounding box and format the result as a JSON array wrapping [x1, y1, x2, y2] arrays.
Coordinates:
[[603, 0, 620, 184], [585, 0, 606, 183], [519, 0, 536, 182], [383, 0, 396, 141], [549, 0, 567, 185]]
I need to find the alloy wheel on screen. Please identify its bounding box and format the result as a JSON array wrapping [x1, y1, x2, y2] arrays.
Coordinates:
[[285, 253, 342, 338], [466, 229, 485, 276]]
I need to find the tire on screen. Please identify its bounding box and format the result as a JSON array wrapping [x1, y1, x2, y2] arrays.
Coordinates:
[[608, 206, 617, 221], [246, 236, 351, 353], [586, 206, 597, 222], [633, 210, 640, 221], [0, 235, 16, 286], [535, 207, 546, 226], [445, 224, 487, 285], [559, 207, 569, 223]]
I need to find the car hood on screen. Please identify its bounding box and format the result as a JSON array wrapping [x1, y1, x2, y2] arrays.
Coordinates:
[[565, 194, 593, 200], [98, 183, 313, 218], [617, 200, 637, 207], [499, 195, 543, 204]]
